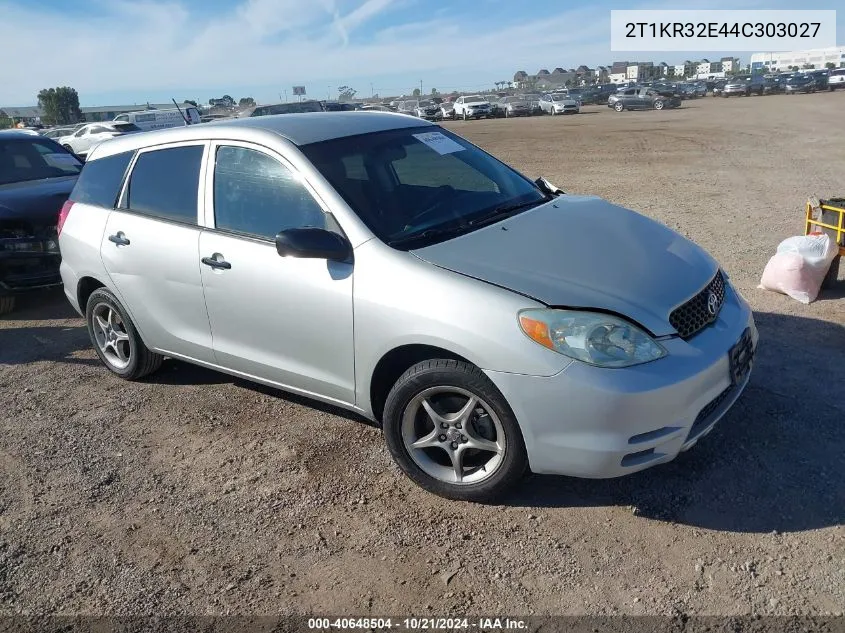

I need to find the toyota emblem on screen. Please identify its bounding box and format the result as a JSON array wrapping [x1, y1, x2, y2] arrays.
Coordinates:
[[707, 292, 720, 316]]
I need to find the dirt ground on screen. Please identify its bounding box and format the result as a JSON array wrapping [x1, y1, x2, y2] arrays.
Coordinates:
[[1, 94, 843, 618]]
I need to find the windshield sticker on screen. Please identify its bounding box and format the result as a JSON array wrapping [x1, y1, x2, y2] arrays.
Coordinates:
[[43, 153, 81, 167], [412, 131, 465, 155]]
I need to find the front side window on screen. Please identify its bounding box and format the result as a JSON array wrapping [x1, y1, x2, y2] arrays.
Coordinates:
[[213, 146, 325, 240], [301, 127, 548, 248], [126, 145, 203, 224]]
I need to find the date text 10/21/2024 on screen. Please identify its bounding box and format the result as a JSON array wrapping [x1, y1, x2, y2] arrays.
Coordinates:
[[307, 617, 529, 631]]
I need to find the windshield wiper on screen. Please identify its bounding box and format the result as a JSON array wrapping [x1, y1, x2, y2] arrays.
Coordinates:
[[467, 197, 548, 228], [387, 223, 471, 248]]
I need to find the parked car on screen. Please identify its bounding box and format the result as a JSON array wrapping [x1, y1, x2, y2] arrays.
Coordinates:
[[829, 67, 845, 90], [439, 102, 456, 119], [58, 112, 757, 501], [0, 133, 83, 314], [519, 93, 543, 115], [452, 95, 492, 120], [761, 77, 784, 95], [712, 81, 726, 97], [784, 74, 818, 94], [413, 100, 442, 120], [486, 96, 504, 117], [113, 107, 201, 131], [241, 101, 325, 117], [322, 102, 359, 112], [607, 87, 681, 111], [539, 93, 580, 115], [722, 75, 765, 97], [58, 122, 142, 158], [678, 84, 699, 99], [40, 127, 78, 140], [498, 96, 530, 117], [808, 70, 829, 91]]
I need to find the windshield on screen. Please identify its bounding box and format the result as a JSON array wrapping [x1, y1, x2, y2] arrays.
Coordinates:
[[418, 101, 433, 107], [0, 138, 83, 185], [300, 127, 548, 248], [550, 94, 568, 101], [521, 94, 540, 100]]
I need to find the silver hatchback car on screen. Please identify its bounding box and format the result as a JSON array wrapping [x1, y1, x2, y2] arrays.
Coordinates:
[[58, 112, 757, 501]]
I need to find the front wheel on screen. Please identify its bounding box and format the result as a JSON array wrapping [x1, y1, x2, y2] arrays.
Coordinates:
[[383, 359, 528, 502], [462, 110, 468, 121], [613, 102, 624, 112], [86, 288, 163, 380]]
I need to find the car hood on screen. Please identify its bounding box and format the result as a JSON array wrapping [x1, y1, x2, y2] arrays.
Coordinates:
[[552, 99, 578, 106], [411, 195, 718, 336], [464, 100, 489, 106], [0, 176, 77, 226]]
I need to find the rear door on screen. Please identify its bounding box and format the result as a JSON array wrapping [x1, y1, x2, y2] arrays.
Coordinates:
[[100, 141, 215, 362], [198, 141, 355, 403]]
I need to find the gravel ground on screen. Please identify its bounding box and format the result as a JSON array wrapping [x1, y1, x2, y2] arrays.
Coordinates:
[[1, 93, 843, 618]]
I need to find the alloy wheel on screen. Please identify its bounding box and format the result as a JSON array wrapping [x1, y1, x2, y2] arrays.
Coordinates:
[[91, 302, 132, 370], [401, 386, 506, 485]]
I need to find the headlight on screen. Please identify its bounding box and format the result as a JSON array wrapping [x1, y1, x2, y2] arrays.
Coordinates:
[[518, 309, 667, 368]]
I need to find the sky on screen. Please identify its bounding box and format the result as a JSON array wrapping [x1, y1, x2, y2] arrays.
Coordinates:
[[0, 0, 841, 106]]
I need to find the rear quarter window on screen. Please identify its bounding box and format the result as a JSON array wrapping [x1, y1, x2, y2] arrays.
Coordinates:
[[69, 150, 135, 208]]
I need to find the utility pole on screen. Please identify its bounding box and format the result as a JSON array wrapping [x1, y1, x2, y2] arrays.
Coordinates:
[[283, 89, 287, 102], [419, 79, 423, 95], [371, 83, 374, 98]]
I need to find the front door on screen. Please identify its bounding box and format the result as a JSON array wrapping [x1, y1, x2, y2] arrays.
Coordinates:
[[198, 142, 355, 404], [100, 142, 215, 362]]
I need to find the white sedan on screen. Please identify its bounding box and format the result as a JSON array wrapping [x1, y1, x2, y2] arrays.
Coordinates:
[[59, 122, 141, 157]]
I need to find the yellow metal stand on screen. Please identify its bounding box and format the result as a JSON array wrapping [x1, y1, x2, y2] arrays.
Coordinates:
[[805, 200, 845, 256]]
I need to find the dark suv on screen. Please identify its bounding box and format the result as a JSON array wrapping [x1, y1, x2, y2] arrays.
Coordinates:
[[722, 75, 765, 97]]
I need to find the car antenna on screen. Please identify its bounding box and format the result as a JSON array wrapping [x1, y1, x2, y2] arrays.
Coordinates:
[[172, 98, 190, 125]]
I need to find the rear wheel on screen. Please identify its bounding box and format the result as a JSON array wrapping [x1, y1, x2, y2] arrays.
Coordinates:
[[86, 288, 163, 380], [0, 296, 15, 316], [654, 100, 665, 110], [383, 359, 528, 502]]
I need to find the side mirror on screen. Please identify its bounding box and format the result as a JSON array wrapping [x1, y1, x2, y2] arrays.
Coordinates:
[[275, 227, 351, 262], [535, 177, 565, 196]]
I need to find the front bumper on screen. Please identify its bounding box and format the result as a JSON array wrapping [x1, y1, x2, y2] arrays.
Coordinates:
[[722, 87, 746, 95], [485, 283, 757, 478]]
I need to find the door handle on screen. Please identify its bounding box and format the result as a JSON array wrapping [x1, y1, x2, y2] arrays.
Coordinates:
[[201, 255, 231, 270], [108, 232, 130, 246]]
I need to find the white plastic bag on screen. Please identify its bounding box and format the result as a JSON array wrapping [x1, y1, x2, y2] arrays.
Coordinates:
[[758, 234, 838, 304]]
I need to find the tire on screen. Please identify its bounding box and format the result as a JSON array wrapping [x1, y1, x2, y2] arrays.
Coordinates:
[[613, 102, 624, 112], [62, 144, 73, 152], [462, 110, 468, 121], [85, 287, 163, 380], [551, 107, 556, 116], [382, 359, 528, 502], [505, 109, 509, 118], [0, 295, 15, 316], [654, 100, 665, 110]]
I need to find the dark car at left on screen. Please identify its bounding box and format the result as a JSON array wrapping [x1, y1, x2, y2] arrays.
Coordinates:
[[0, 132, 82, 314]]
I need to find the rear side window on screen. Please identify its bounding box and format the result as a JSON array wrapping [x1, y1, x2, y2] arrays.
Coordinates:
[[127, 145, 203, 224], [70, 150, 134, 208]]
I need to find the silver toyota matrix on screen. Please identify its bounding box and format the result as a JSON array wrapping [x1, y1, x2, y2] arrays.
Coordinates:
[[58, 112, 757, 501]]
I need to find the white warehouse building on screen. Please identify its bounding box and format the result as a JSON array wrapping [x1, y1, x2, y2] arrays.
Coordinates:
[[750, 46, 845, 72]]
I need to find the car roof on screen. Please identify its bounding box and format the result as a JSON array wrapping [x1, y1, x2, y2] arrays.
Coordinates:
[[88, 111, 434, 160], [0, 130, 54, 140]]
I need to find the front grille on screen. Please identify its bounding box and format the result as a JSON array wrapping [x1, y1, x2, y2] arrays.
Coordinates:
[[669, 270, 726, 339]]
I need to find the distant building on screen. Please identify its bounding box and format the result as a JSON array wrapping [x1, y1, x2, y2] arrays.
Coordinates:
[[721, 56, 741, 73], [750, 46, 845, 72], [1, 102, 198, 126]]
